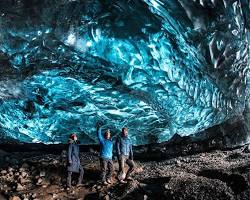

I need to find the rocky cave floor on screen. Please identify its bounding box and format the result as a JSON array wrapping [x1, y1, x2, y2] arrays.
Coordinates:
[[0, 146, 250, 200]]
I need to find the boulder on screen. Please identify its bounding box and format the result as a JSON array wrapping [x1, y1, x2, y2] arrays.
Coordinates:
[[1, 170, 7, 175], [16, 183, 24, 191], [21, 163, 30, 169], [21, 171, 28, 178]]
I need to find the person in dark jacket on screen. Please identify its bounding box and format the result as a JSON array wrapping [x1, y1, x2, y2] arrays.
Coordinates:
[[67, 133, 84, 188], [97, 123, 113, 185], [116, 127, 135, 183]]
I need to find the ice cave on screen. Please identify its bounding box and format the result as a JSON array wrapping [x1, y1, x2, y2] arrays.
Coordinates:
[[0, 1, 250, 200], [0, 0, 249, 145]]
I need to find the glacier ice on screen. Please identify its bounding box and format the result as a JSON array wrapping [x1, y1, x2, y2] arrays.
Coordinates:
[[0, 0, 249, 145]]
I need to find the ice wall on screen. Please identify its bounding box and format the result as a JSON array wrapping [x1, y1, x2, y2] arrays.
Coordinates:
[[0, 0, 249, 144]]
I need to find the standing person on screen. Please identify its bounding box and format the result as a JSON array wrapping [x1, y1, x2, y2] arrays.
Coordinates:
[[116, 127, 135, 183], [97, 123, 114, 185], [67, 133, 84, 188]]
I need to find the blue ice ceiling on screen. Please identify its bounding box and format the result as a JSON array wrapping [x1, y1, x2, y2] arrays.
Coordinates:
[[0, 0, 249, 144]]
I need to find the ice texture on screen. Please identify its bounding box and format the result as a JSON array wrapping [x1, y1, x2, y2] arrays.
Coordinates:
[[0, 0, 249, 144]]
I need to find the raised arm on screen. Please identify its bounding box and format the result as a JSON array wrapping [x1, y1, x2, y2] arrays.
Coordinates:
[[97, 126, 104, 143]]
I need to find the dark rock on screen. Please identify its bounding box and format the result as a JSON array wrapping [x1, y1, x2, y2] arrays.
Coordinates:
[[21, 163, 29, 169], [0, 149, 8, 156], [10, 158, 19, 165], [164, 175, 235, 200], [122, 180, 140, 196], [198, 169, 248, 194], [5, 157, 10, 162], [15, 183, 24, 191], [243, 144, 250, 153]]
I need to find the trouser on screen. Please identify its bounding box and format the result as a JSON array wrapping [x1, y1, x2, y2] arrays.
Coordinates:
[[118, 155, 135, 180], [67, 165, 84, 187], [100, 158, 113, 182]]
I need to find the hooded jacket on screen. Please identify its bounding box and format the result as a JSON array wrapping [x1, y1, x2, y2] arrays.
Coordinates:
[[67, 139, 81, 172], [97, 127, 113, 160]]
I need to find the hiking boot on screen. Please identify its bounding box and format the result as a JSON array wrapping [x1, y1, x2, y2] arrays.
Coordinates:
[[119, 180, 127, 184], [66, 185, 72, 190], [118, 172, 126, 181], [103, 181, 109, 186], [77, 183, 84, 187], [126, 177, 134, 181]]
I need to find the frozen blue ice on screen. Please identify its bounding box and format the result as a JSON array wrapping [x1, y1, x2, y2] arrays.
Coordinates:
[[0, 0, 249, 144]]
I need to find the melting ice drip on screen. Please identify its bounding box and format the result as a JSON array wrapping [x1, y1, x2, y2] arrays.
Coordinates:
[[0, 0, 249, 144]]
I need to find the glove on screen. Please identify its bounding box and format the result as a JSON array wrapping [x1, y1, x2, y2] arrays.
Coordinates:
[[96, 120, 104, 128]]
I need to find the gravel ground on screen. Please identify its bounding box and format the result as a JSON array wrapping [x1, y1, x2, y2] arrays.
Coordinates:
[[0, 146, 249, 200]]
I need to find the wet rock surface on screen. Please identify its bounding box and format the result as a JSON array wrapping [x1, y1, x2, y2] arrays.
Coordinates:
[[0, 146, 249, 200]]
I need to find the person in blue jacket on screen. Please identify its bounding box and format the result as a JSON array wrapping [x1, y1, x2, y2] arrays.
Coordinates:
[[96, 123, 113, 185], [116, 127, 135, 183], [67, 133, 84, 188]]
